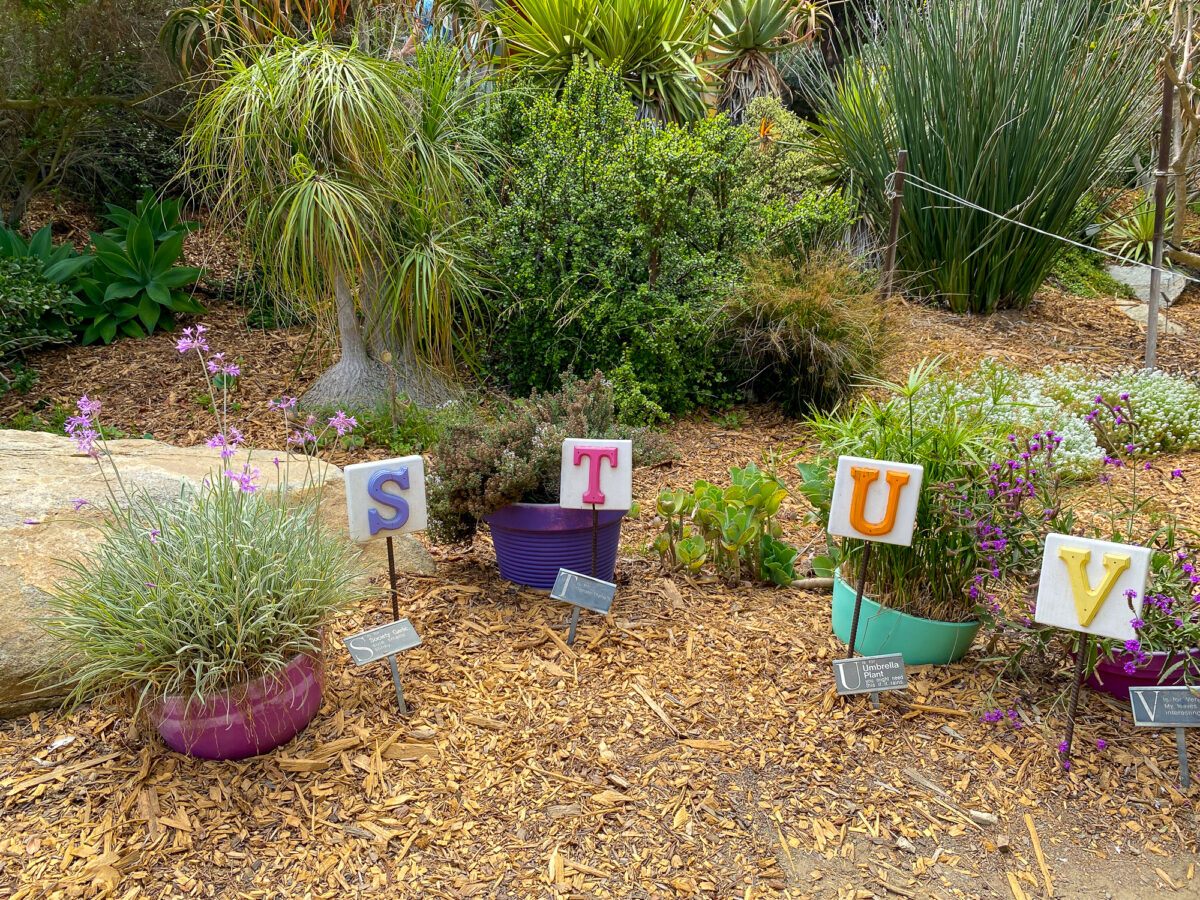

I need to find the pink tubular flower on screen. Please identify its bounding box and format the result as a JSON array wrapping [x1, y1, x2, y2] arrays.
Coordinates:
[[225, 464, 260, 493], [175, 324, 209, 355], [268, 396, 298, 412], [70, 498, 89, 511], [328, 410, 357, 436]]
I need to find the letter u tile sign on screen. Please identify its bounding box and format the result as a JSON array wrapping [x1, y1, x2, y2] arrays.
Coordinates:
[[828, 455, 924, 546]]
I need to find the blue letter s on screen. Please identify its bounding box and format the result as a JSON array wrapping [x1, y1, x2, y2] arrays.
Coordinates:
[[367, 468, 411, 534]]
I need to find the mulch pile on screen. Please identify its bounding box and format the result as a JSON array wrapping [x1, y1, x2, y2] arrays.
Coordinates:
[[2, 277, 1200, 898]]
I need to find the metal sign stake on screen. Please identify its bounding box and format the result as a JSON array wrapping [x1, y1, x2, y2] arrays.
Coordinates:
[[1177, 727, 1191, 788], [1060, 633, 1089, 767], [567, 505, 601, 647], [846, 542, 879, 706], [386, 535, 400, 621], [387, 653, 408, 715]]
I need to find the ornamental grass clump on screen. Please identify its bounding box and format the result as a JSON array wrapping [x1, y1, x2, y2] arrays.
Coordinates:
[[43, 326, 365, 717], [807, 0, 1156, 313]]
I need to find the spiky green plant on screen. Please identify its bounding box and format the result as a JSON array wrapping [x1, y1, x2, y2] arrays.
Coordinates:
[[183, 38, 491, 407], [808, 0, 1156, 314], [710, 0, 802, 123], [1104, 193, 1174, 265], [490, 0, 711, 122]]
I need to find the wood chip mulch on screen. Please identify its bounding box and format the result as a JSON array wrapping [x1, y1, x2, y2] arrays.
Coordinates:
[[3, 265, 1200, 898]]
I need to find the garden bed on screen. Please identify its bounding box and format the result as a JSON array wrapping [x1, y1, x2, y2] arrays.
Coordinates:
[[2, 288, 1200, 896]]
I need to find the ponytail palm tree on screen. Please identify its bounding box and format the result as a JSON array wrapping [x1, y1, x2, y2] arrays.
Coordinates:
[[183, 38, 489, 406]]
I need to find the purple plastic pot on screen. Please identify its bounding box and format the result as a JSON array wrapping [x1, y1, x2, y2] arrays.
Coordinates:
[[486, 502, 625, 590], [153, 652, 324, 760], [1086, 651, 1199, 702]]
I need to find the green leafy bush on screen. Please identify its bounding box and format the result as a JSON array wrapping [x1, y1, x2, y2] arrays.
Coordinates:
[[808, 0, 1156, 313], [653, 463, 798, 586], [1047, 246, 1132, 299], [0, 224, 92, 284], [486, 67, 758, 418], [722, 253, 886, 414], [0, 258, 79, 358], [1103, 193, 1171, 266], [427, 372, 672, 543]]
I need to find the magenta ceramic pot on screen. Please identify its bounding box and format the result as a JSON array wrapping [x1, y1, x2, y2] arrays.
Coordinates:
[[153, 652, 324, 760], [485, 502, 625, 590], [1085, 651, 1200, 702]]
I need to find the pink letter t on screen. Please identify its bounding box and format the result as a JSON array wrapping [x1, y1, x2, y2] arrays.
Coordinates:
[[573, 445, 619, 505]]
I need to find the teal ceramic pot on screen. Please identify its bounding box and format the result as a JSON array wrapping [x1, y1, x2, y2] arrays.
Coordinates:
[[832, 573, 981, 665]]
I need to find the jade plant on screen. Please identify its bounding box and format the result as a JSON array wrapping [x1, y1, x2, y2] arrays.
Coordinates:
[[653, 463, 797, 586]]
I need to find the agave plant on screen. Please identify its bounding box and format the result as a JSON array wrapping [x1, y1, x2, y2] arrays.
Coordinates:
[[710, 0, 807, 123], [490, 0, 711, 122], [1104, 193, 1174, 265]]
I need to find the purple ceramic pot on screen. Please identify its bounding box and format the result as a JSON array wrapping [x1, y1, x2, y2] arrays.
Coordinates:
[[1086, 651, 1199, 702], [153, 652, 324, 760], [486, 502, 625, 590]]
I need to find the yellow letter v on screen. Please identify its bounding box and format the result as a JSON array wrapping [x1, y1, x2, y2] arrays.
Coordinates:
[[1056, 546, 1131, 627]]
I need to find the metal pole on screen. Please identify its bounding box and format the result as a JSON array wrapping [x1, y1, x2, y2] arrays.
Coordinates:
[[591, 505, 599, 578], [566, 607, 580, 646], [387, 653, 408, 715], [847, 542, 873, 659], [1146, 71, 1175, 370], [1177, 727, 1191, 788], [882, 149, 908, 300], [386, 535, 399, 621], [1061, 635, 1088, 767]]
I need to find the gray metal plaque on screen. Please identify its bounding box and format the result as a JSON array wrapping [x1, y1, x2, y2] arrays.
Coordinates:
[[832, 653, 907, 696], [1130, 686, 1200, 728], [343, 618, 422, 666], [550, 568, 616, 615]]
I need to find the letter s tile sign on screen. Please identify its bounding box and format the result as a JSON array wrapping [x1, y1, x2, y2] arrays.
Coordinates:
[[344, 455, 428, 543], [827, 455, 924, 547]]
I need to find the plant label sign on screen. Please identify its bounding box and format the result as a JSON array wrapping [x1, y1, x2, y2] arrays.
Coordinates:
[[551, 568, 616, 615], [1130, 687, 1200, 789], [1034, 534, 1150, 641], [827, 455, 924, 547], [343, 618, 423, 665], [560, 439, 632, 511], [343, 618, 422, 715], [832, 653, 907, 696], [1130, 687, 1200, 727], [344, 455, 428, 543]]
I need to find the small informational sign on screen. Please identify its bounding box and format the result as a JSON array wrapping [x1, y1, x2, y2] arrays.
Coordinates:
[[343, 618, 422, 667], [1034, 534, 1150, 641], [832, 653, 908, 696], [551, 568, 617, 615], [344, 455, 428, 543], [827, 455, 923, 547], [343, 618, 422, 715], [1130, 687, 1200, 727], [1130, 686, 1199, 789], [559, 438, 633, 510]]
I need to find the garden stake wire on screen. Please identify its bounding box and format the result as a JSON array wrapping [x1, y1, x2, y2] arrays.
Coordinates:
[[1061, 633, 1089, 767], [567, 505, 599, 647], [385, 535, 407, 714], [846, 542, 880, 708]]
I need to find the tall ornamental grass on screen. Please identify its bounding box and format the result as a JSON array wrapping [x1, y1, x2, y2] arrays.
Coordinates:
[[809, 0, 1156, 313]]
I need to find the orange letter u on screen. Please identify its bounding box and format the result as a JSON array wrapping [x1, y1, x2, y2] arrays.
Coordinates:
[[848, 466, 910, 537]]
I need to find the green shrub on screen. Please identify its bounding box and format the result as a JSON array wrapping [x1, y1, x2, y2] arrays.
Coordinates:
[[427, 372, 672, 543], [486, 66, 759, 417], [808, 0, 1156, 313], [0, 223, 93, 284], [723, 253, 885, 415], [653, 463, 798, 586], [0, 258, 79, 359]]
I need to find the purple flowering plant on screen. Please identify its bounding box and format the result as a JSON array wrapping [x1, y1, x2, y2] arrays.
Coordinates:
[[45, 325, 366, 717]]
